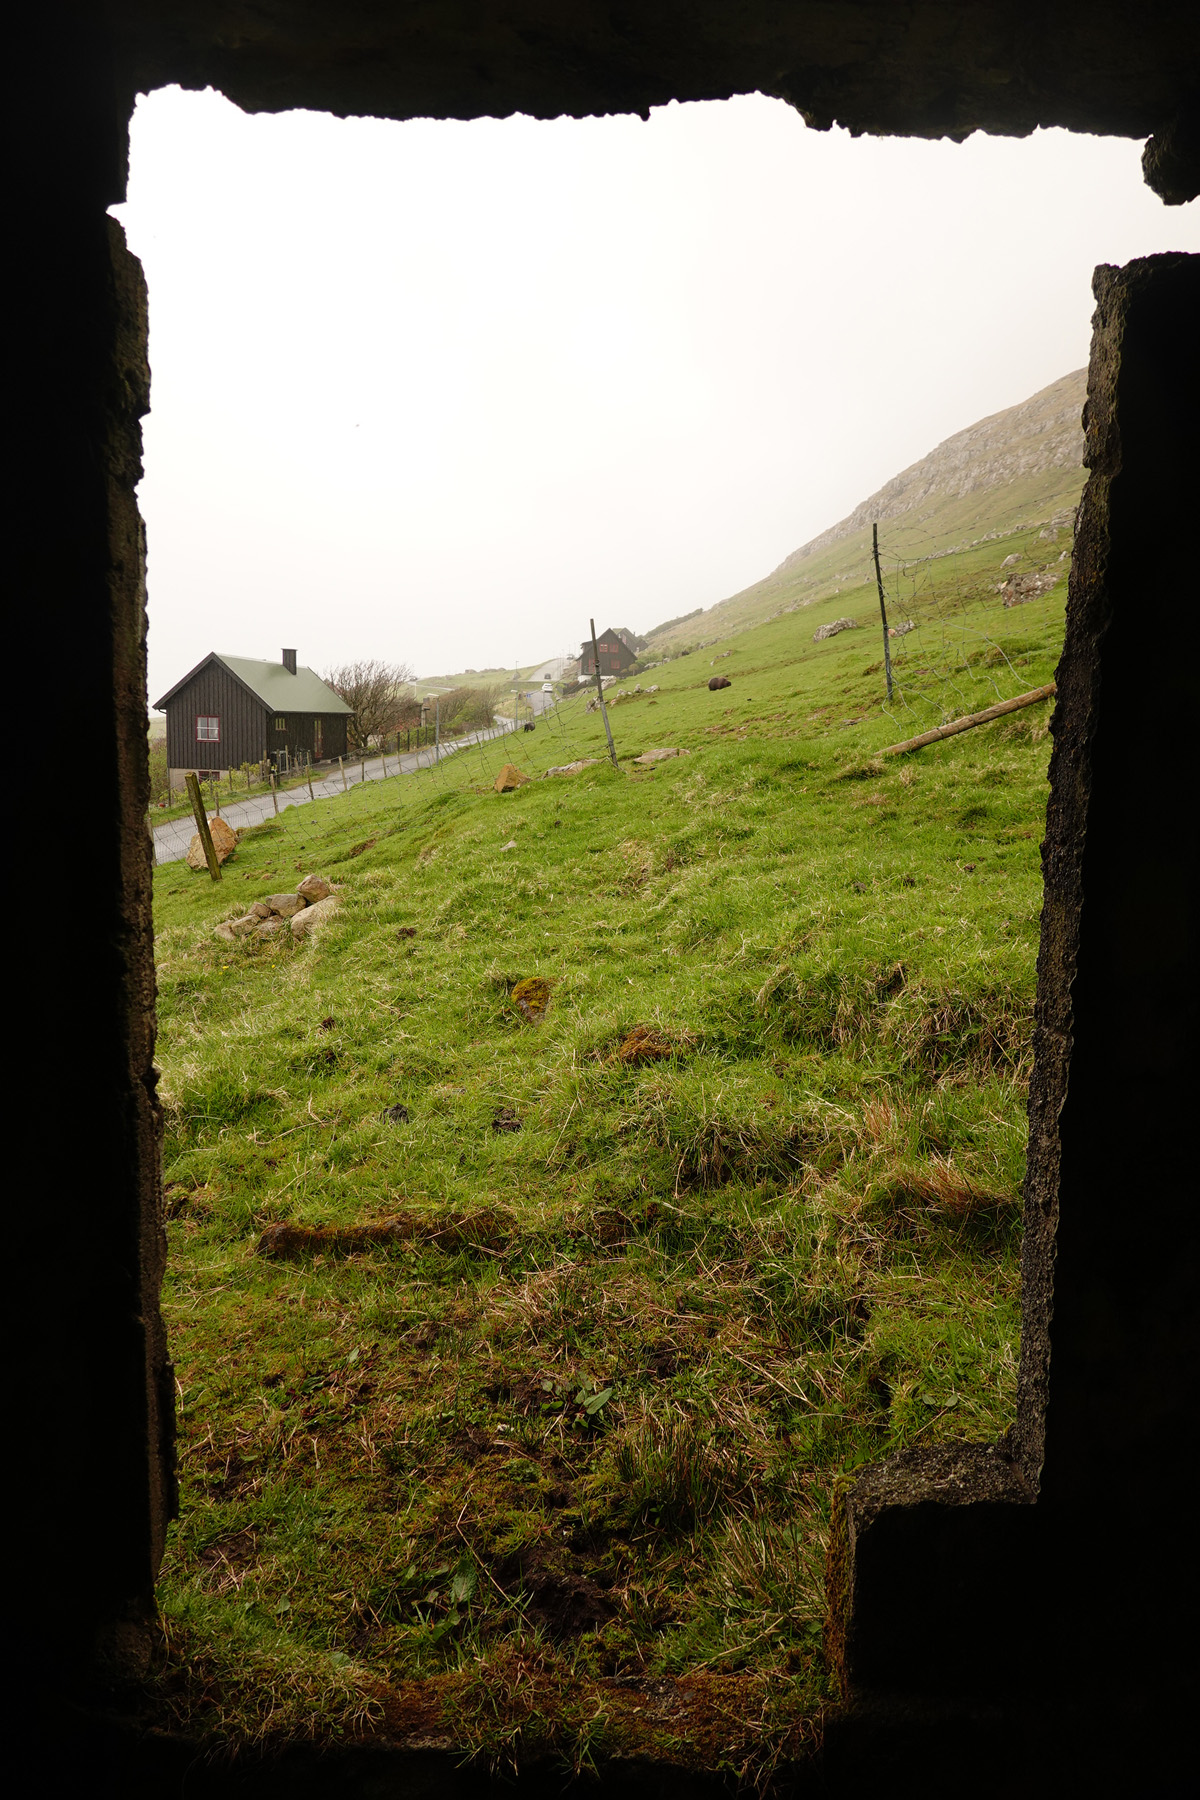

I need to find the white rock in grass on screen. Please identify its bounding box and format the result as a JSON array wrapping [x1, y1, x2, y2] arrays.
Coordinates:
[[291, 894, 340, 939]]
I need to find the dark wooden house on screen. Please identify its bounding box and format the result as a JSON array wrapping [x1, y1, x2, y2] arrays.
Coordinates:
[[154, 649, 352, 787], [579, 626, 638, 679]]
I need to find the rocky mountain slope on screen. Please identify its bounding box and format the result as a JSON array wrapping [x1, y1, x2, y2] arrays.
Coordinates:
[[647, 369, 1086, 651]]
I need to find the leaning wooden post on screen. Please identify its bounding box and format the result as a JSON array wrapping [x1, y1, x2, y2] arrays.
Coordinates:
[[306, 761, 315, 802], [269, 767, 280, 815], [185, 772, 222, 882], [872, 521, 894, 703], [589, 618, 619, 770], [340, 755, 348, 793]]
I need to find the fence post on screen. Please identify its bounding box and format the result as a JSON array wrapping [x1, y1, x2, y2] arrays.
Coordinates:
[[361, 755, 366, 785], [340, 755, 348, 793], [185, 772, 222, 882], [270, 768, 280, 815], [872, 520, 894, 703], [306, 762, 315, 802], [589, 618, 619, 770]]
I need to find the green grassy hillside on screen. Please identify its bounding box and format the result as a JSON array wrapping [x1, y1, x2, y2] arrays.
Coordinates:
[[148, 551, 1064, 1773]]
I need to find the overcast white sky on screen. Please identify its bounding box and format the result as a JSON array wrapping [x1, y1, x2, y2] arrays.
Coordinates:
[[115, 88, 1198, 699]]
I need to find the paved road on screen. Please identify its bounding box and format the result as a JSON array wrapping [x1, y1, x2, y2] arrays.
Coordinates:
[[152, 721, 519, 867]]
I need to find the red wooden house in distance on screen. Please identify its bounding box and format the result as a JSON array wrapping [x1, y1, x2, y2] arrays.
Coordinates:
[[578, 626, 639, 679], [154, 649, 352, 789]]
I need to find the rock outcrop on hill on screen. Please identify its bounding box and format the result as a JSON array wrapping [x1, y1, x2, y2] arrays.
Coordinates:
[[776, 370, 1085, 578], [647, 369, 1087, 652]]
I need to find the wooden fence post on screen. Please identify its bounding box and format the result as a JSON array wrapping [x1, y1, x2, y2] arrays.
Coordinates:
[[306, 762, 315, 802], [872, 521, 894, 703], [270, 768, 279, 815], [185, 772, 222, 882], [589, 618, 619, 770], [339, 756, 348, 792]]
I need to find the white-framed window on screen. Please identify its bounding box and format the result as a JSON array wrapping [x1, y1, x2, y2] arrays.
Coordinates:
[[274, 716, 287, 731], [196, 715, 220, 742]]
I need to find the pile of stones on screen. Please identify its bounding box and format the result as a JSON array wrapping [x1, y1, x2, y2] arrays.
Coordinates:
[[214, 874, 337, 944]]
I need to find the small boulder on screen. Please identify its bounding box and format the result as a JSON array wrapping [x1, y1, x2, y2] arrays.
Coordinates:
[[812, 617, 859, 643], [250, 901, 272, 920], [500, 839, 518, 853], [212, 921, 237, 943], [494, 763, 529, 793], [546, 758, 601, 778], [228, 913, 260, 937], [266, 892, 306, 918], [708, 675, 732, 691], [291, 894, 340, 939], [1001, 552, 1021, 568], [297, 874, 332, 904], [633, 747, 689, 765], [185, 815, 237, 871], [255, 918, 286, 939]]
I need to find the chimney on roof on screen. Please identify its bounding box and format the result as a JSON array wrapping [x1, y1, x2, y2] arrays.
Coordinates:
[[282, 648, 297, 675]]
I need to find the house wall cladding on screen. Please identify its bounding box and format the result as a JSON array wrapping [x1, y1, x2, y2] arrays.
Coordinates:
[[580, 634, 636, 677], [166, 664, 266, 770], [267, 711, 348, 762]]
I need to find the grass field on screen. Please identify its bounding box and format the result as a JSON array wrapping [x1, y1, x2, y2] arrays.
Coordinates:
[[149, 534, 1063, 1777]]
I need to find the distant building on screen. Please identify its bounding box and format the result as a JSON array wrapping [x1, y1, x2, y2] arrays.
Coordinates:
[[154, 649, 352, 788], [579, 627, 638, 679]]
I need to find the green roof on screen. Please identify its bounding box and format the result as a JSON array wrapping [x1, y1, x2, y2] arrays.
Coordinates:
[[154, 653, 352, 715]]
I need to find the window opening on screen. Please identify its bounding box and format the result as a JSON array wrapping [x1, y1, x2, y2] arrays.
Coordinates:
[[125, 91, 1198, 1767], [195, 715, 219, 741]]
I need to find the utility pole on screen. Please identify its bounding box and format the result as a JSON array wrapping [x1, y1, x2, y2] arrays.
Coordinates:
[[590, 619, 619, 770], [872, 521, 894, 703]]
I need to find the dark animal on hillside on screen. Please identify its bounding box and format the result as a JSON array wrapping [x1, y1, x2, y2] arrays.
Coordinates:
[[523, 720, 535, 731], [709, 675, 732, 691]]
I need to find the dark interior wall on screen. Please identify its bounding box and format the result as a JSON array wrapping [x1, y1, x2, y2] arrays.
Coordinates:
[[826, 259, 1199, 1761], [9, 1, 1197, 1781], [1024, 253, 1198, 1692], [13, 9, 173, 1685], [105, 1, 1198, 195]]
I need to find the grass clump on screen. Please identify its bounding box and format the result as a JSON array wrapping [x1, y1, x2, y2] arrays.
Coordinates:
[[148, 559, 1061, 1776]]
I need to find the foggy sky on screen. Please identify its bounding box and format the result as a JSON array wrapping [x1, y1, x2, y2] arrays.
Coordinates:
[[114, 88, 1198, 700]]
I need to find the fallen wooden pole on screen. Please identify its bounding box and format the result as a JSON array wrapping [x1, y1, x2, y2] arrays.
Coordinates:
[[881, 682, 1057, 755]]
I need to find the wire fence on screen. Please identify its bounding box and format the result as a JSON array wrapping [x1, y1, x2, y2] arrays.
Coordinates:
[[866, 520, 1072, 736], [156, 522, 1070, 870], [152, 720, 522, 865]]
